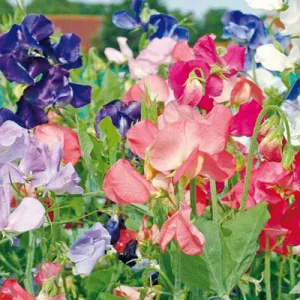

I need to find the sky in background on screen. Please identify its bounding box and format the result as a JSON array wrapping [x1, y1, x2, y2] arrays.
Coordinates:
[[9, 0, 260, 16]]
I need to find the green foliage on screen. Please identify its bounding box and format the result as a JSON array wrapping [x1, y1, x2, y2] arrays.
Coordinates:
[[179, 203, 270, 297], [0, 0, 13, 16]]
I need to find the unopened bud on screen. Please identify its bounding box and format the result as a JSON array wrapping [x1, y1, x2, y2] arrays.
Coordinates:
[[282, 144, 296, 170]]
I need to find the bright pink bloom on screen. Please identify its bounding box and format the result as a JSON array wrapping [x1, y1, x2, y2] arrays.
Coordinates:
[[34, 262, 62, 285], [129, 37, 176, 79], [103, 159, 154, 205], [215, 77, 238, 103], [127, 120, 159, 159], [114, 286, 154, 300], [258, 132, 283, 163], [230, 100, 263, 137], [0, 279, 35, 300], [184, 185, 209, 216], [123, 75, 170, 104], [114, 229, 138, 253], [159, 203, 206, 255], [35, 124, 82, 165], [230, 77, 265, 105]]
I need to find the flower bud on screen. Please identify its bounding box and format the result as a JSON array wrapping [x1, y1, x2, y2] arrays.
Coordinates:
[[258, 114, 280, 141], [281, 144, 296, 170]]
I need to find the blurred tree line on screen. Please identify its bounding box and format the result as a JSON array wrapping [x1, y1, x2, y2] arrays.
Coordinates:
[[0, 0, 226, 54]]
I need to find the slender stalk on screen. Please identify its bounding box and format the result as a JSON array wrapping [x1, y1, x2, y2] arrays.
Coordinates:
[[0, 254, 23, 276], [240, 106, 291, 212], [190, 178, 197, 217], [39, 226, 47, 259], [142, 267, 174, 292], [24, 231, 35, 295], [265, 239, 272, 300], [289, 248, 296, 300], [173, 243, 181, 300], [209, 179, 218, 222], [278, 258, 285, 300]]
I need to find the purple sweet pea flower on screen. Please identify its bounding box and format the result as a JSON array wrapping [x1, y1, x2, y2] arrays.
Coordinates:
[[221, 11, 268, 49], [95, 99, 141, 138], [0, 184, 45, 233], [0, 108, 26, 128], [29, 143, 83, 195], [0, 121, 28, 164], [67, 223, 111, 275]]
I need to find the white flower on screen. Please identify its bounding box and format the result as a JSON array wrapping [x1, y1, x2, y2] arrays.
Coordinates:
[[104, 37, 133, 64], [248, 68, 287, 94], [255, 41, 300, 72], [246, 0, 283, 11], [280, 0, 300, 36]]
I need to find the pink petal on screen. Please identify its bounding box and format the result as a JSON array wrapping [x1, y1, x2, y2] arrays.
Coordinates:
[[176, 204, 206, 255], [222, 45, 246, 76], [127, 120, 159, 159], [172, 41, 195, 62], [158, 213, 178, 253], [34, 262, 62, 285], [206, 75, 223, 98], [215, 77, 238, 103], [104, 48, 125, 64], [5, 197, 45, 233]]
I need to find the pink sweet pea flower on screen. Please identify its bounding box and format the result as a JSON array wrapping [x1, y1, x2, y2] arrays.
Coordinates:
[[103, 159, 155, 205], [129, 37, 176, 79], [114, 286, 154, 300], [171, 41, 195, 62], [34, 262, 62, 285], [230, 100, 263, 137], [123, 75, 170, 104], [35, 124, 82, 165], [126, 120, 159, 159], [0, 279, 35, 300], [159, 203, 206, 255], [230, 77, 265, 105]]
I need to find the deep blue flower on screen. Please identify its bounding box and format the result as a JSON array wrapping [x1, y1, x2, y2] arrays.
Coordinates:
[[286, 79, 300, 101], [0, 108, 27, 128], [149, 14, 189, 41], [112, 0, 143, 29], [104, 215, 120, 245], [221, 10, 268, 49], [95, 99, 141, 138]]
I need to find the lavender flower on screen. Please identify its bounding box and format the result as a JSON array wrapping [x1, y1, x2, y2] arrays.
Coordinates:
[[67, 223, 111, 275]]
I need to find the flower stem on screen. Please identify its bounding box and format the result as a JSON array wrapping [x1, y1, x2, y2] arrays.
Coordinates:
[[278, 258, 285, 300], [240, 105, 291, 213], [24, 231, 35, 296], [289, 248, 296, 300], [209, 179, 218, 222], [173, 243, 181, 300], [190, 178, 197, 217], [265, 238, 272, 300]]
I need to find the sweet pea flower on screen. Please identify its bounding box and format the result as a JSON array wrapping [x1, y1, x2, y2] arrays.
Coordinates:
[[95, 100, 141, 138], [67, 222, 111, 275], [0, 279, 35, 299], [221, 11, 267, 49], [34, 262, 62, 285], [123, 75, 170, 104], [246, 0, 283, 11], [0, 184, 45, 234], [159, 203, 206, 255], [105, 37, 133, 64], [129, 37, 176, 79], [114, 285, 154, 300], [34, 124, 82, 165], [255, 40, 300, 72], [280, 0, 300, 36], [103, 159, 155, 205]]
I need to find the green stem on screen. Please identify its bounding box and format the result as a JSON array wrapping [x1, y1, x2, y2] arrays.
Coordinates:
[[278, 258, 285, 300], [190, 178, 197, 217], [0, 254, 23, 276], [39, 226, 47, 259], [142, 267, 174, 292], [24, 231, 35, 296], [240, 105, 291, 213], [173, 243, 181, 300], [265, 239, 272, 300], [210, 179, 218, 222], [289, 248, 296, 300]]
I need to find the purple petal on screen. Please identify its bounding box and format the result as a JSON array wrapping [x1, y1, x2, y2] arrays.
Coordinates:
[[0, 121, 28, 163], [16, 98, 48, 128], [0, 54, 34, 85], [0, 108, 26, 128], [5, 197, 45, 233], [287, 79, 300, 101], [0, 184, 12, 231], [130, 0, 143, 18], [112, 10, 139, 29], [0, 25, 20, 55], [0, 163, 26, 184], [70, 83, 92, 108], [45, 163, 83, 195], [24, 57, 51, 79], [21, 14, 54, 42]]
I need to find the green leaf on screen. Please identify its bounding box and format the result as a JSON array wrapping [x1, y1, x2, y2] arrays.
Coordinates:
[[221, 202, 270, 292], [179, 203, 270, 296]]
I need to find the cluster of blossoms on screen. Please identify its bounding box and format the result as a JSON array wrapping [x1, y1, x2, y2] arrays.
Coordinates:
[[1, 0, 300, 299]]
